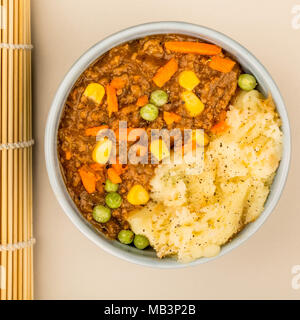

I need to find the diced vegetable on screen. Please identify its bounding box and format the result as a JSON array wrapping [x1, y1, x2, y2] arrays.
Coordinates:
[[153, 58, 178, 87], [112, 162, 128, 175], [150, 139, 170, 161], [140, 104, 159, 121], [78, 166, 96, 194], [136, 95, 149, 107], [133, 235, 150, 250], [65, 151, 72, 160], [127, 185, 150, 205], [163, 111, 181, 125], [209, 56, 235, 73], [110, 77, 126, 89], [92, 205, 111, 223], [85, 124, 108, 136], [210, 120, 229, 134], [181, 91, 204, 117], [150, 90, 168, 106], [104, 179, 119, 192], [192, 129, 209, 147], [83, 83, 105, 105], [118, 230, 134, 245], [165, 41, 221, 55], [92, 138, 113, 164], [105, 192, 122, 209], [178, 70, 200, 91], [238, 74, 257, 91], [107, 167, 122, 184], [106, 84, 118, 117]]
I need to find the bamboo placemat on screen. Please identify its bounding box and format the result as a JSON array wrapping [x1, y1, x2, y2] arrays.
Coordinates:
[[0, 0, 34, 300]]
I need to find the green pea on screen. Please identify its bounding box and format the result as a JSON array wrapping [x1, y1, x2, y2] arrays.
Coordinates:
[[105, 192, 122, 209], [105, 179, 119, 192], [133, 234, 149, 250], [238, 74, 257, 91], [118, 230, 134, 245], [140, 104, 159, 121], [92, 205, 111, 223], [150, 90, 168, 106]]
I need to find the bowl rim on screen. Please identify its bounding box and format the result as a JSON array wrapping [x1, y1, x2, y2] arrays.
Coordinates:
[[45, 21, 291, 269]]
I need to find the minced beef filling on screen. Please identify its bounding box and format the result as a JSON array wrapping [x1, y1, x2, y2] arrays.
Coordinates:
[[58, 34, 240, 239]]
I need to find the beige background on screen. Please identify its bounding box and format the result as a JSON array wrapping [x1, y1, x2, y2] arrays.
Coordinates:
[[32, 0, 300, 299]]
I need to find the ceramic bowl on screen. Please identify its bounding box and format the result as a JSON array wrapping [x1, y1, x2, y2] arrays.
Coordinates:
[[45, 22, 291, 268]]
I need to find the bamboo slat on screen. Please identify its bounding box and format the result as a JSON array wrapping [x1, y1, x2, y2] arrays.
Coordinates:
[[0, 0, 33, 300]]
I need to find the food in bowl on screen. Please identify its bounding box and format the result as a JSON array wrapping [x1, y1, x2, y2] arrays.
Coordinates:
[[57, 34, 283, 262]]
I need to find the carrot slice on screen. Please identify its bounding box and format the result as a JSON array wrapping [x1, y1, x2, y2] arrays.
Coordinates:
[[111, 77, 126, 89], [85, 125, 109, 136], [65, 151, 72, 160], [89, 164, 104, 182], [136, 95, 149, 107], [112, 157, 128, 175], [163, 111, 182, 125], [112, 163, 123, 175], [78, 166, 96, 193], [165, 41, 221, 55], [209, 56, 236, 73], [211, 120, 229, 134], [112, 163, 128, 175], [106, 84, 118, 117], [153, 58, 178, 88], [107, 167, 122, 184]]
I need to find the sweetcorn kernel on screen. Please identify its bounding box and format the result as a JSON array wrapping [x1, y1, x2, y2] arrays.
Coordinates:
[[178, 71, 200, 91], [127, 185, 150, 205], [150, 139, 170, 161], [192, 130, 209, 146], [181, 91, 204, 117], [92, 138, 112, 164], [83, 83, 105, 105]]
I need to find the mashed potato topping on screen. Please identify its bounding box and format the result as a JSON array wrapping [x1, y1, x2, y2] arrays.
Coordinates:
[[127, 90, 283, 262]]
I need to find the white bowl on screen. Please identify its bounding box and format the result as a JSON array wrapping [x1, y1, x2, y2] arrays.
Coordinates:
[[45, 22, 291, 268]]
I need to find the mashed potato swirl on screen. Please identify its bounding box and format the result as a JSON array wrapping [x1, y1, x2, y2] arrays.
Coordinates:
[[127, 90, 283, 262]]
